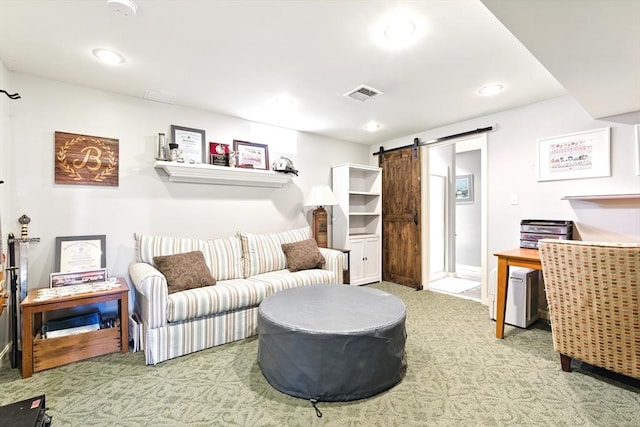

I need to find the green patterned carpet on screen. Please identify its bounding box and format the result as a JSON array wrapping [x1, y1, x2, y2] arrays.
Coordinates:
[[1, 282, 638, 426]]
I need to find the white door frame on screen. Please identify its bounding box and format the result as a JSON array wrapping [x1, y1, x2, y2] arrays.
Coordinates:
[[421, 134, 489, 304]]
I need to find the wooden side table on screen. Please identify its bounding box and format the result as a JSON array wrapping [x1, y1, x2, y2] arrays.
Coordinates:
[[20, 278, 129, 378]]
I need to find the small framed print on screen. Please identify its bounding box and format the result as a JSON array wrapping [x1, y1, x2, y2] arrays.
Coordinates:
[[233, 140, 269, 170], [55, 235, 106, 273], [171, 125, 206, 163], [50, 268, 107, 288], [455, 174, 474, 204]]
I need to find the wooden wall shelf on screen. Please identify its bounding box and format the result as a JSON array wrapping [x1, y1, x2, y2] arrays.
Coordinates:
[[154, 161, 292, 188], [561, 193, 640, 200]]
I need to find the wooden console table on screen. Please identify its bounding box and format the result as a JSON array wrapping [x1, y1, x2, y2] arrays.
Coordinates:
[[493, 248, 542, 339], [21, 279, 129, 378]]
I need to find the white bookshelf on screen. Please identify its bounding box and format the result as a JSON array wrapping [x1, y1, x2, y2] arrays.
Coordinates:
[[331, 163, 382, 285]]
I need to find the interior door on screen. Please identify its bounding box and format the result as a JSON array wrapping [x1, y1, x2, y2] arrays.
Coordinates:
[[380, 147, 422, 289]]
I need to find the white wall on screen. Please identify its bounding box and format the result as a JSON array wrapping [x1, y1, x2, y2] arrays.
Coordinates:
[[0, 60, 10, 352], [374, 95, 640, 276], [4, 73, 369, 294], [456, 149, 481, 267]]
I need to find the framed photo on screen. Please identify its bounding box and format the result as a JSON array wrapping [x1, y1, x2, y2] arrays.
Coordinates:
[[50, 268, 107, 288], [635, 124, 640, 176], [209, 142, 229, 167], [170, 125, 206, 163], [55, 235, 106, 273], [537, 127, 611, 181], [455, 174, 474, 203], [233, 140, 269, 170]]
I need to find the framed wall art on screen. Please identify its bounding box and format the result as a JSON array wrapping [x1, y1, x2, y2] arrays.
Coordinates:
[[455, 174, 474, 203], [233, 140, 269, 170], [170, 125, 206, 163], [537, 127, 611, 181], [55, 131, 119, 186], [55, 234, 106, 273]]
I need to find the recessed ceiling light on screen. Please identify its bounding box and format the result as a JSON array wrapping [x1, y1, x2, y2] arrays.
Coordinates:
[[478, 84, 504, 96], [107, 0, 138, 17], [364, 122, 382, 132], [272, 96, 296, 109], [92, 48, 125, 65], [384, 19, 416, 42]]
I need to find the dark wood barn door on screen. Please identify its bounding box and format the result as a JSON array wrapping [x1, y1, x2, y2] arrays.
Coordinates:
[[379, 147, 422, 289]]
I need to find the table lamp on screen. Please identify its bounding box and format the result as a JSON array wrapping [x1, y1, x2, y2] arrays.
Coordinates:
[[305, 185, 338, 248]]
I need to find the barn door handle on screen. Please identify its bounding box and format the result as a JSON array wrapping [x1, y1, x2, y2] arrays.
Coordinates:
[[413, 212, 418, 225]]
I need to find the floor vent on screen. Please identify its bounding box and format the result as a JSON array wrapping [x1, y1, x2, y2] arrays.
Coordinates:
[[344, 85, 384, 101]]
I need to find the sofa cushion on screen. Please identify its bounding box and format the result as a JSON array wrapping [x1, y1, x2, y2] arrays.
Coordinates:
[[166, 278, 270, 322], [251, 269, 337, 294], [135, 233, 244, 280], [238, 226, 312, 277], [281, 238, 325, 272], [153, 251, 216, 294]]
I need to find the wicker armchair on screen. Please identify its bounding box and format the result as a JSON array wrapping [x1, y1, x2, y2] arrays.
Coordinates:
[[538, 239, 639, 379]]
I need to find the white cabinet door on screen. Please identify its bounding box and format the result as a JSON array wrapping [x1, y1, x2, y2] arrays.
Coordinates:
[[363, 236, 381, 283], [349, 238, 365, 285], [349, 236, 380, 285]]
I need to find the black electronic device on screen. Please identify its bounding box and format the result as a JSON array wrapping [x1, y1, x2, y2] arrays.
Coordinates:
[[0, 395, 51, 427]]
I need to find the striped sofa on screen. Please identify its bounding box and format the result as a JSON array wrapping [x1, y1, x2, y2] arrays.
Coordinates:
[[129, 226, 344, 365]]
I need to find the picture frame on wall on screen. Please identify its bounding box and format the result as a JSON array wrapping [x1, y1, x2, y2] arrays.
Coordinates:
[[55, 234, 106, 273], [233, 140, 269, 170], [537, 127, 611, 181], [455, 174, 474, 203], [170, 125, 206, 163]]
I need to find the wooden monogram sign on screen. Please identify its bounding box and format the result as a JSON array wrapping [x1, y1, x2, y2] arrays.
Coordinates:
[[55, 131, 119, 186]]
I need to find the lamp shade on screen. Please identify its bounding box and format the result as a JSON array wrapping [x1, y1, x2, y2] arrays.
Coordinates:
[[305, 185, 338, 207]]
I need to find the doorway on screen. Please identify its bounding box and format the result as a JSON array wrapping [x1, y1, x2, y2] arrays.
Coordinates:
[[424, 135, 488, 303]]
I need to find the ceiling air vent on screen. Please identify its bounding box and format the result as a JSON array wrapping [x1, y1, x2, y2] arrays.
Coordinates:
[[144, 89, 176, 104], [344, 85, 384, 102]]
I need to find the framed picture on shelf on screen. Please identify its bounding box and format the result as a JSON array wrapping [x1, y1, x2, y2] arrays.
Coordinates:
[[455, 174, 474, 203], [170, 125, 206, 163], [537, 127, 610, 181], [50, 268, 107, 288], [55, 234, 106, 273], [209, 142, 230, 166], [233, 140, 269, 170]]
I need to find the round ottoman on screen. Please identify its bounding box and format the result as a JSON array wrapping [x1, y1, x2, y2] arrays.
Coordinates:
[[258, 285, 406, 402]]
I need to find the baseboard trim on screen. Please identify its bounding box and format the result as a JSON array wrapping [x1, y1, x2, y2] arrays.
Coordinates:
[[456, 264, 481, 281]]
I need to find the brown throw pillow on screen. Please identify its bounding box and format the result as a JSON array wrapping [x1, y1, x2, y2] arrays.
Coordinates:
[[281, 239, 325, 272], [153, 251, 216, 294]]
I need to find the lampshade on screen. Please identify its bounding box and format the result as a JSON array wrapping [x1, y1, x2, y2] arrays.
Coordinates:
[[305, 185, 338, 207]]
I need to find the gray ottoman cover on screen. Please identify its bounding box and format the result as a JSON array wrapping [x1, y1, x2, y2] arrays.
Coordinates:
[[258, 285, 406, 402]]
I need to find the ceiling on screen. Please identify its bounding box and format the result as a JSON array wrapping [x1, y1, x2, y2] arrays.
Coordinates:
[[0, 1, 637, 145]]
